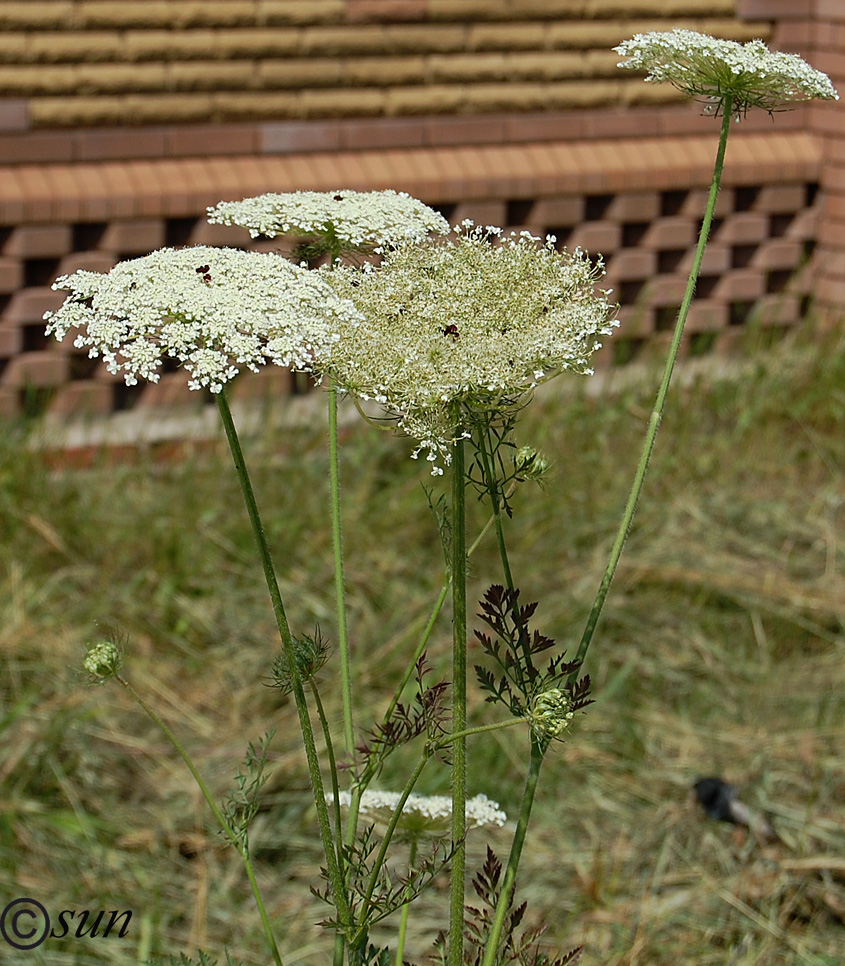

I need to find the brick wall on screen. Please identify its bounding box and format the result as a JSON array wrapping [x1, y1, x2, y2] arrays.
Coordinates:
[[0, 0, 840, 421]]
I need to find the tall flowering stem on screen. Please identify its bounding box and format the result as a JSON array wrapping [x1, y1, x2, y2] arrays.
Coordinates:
[[448, 432, 468, 966], [215, 390, 352, 934], [572, 98, 733, 675]]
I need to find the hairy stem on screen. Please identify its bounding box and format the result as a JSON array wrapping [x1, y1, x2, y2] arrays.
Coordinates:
[[215, 391, 351, 933], [448, 433, 468, 966], [481, 736, 546, 966], [355, 749, 432, 936], [395, 837, 418, 966], [571, 97, 734, 678]]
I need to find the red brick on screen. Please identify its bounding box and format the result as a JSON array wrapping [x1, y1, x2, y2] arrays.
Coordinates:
[[737, 0, 812, 18], [753, 238, 803, 269], [770, 20, 812, 52], [340, 117, 427, 150], [100, 219, 166, 254], [679, 245, 730, 276], [718, 212, 770, 245], [450, 200, 506, 227], [820, 136, 845, 165], [0, 326, 19, 356], [821, 164, 845, 193], [812, 21, 845, 48], [809, 104, 845, 137], [532, 195, 583, 225], [504, 111, 586, 143], [714, 270, 765, 300], [643, 218, 696, 249], [583, 107, 662, 140], [607, 192, 660, 222], [57, 252, 116, 276], [0, 131, 75, 164], [261, 120, 343, 153], [685, 301, 727, 332], [48, 381, 114, 418], [425, 114, 507, 146], [5, 224, 72, 258], [816, 214, 845, 247], [3, 350, 68, 387], [0, 257, 23, 292], [567, 221, 620, 255], [167, 124, 260, 157], [605, 249, 656, 280], [75, 128, 169, 162], [5, 287, 67, 323], [756, 183, 809, 214], [650, 276, 689, 304], [12, 169, 56, 222], [816, 0, 845, 22], [0, 99, 28, 131], [189, 221, 250, 246]]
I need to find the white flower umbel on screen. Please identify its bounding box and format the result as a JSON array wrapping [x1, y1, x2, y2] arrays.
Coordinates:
[[330, 790, 506, 839], [44, 246, 362, 392], [207, 189, 450, 249], [321, 224, 617, 471], [615, 29, 838, 116]]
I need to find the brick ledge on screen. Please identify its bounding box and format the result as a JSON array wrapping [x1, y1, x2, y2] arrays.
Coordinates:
[[0, 131, 822, 225]]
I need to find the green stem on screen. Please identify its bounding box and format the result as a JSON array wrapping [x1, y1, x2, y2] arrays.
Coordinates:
[[214, 391, 351, 932], [312, 682, 345, 875], [116, 675, 284, 966], [329, 380, 355, 758], [373, 485, 512, 754], [355, 749, 432, 937], [571, 97, 734, 678], [448, 433, 468, 966], [480, 736, 546, 966], [395, 837, 418, 966], [436, 717, 524, 747], [368, 473, 519, 772]]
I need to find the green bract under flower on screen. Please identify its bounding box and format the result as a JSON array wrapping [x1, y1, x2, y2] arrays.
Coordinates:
[[331, 790, 506, 840], [207, 189, 450, 248], [615, 29, 838, 115], [44, 246, 361, 392], [320, 224, 617, 471]]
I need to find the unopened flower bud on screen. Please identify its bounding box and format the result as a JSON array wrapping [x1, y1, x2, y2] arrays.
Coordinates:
[[82, 640, 122, 683], [514, 446, 549, 482], [529, 688, 574, 738]]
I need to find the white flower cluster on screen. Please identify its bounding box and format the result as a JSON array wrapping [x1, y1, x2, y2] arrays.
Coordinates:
[[44, 246, 361, 393], [207, 189, 450, 247], [615, 29, 838, 114], [320, 223, 617, 471], [330, 790, 507, 838]]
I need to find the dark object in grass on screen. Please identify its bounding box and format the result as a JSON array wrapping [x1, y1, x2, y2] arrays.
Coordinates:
[[693, 777, 779, 842]]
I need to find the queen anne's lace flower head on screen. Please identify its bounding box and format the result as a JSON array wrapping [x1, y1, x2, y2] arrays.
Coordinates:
[[330, 790, 506, 840], [615, 29, 838, 116], [320, 223, 617, 472], [207, 189, 450, 249], [44, 246, 362, 392]]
